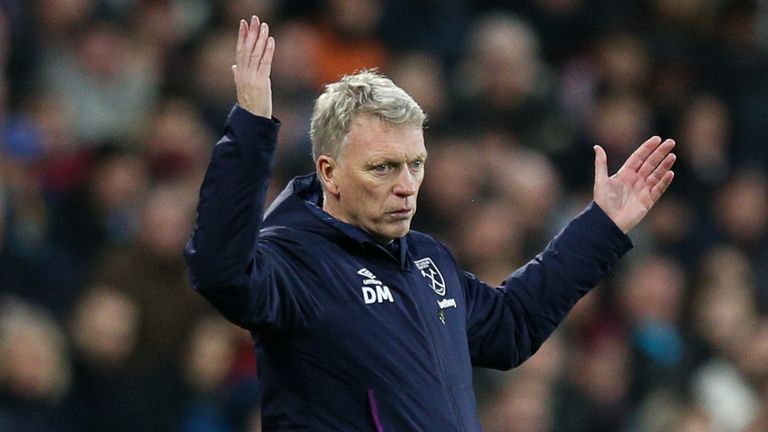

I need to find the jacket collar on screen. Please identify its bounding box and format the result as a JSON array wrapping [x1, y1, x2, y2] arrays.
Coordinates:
[[262, 173, 411, 269]]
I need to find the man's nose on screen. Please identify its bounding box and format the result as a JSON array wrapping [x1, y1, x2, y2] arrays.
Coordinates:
[[393, 169, 417, 197]]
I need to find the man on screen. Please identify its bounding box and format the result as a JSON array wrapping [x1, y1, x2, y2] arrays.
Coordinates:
[[184, 16, 676, 431]]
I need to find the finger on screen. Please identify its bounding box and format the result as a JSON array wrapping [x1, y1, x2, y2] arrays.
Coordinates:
[[647, 153, 676, 187], [257, 36, 275, 80], [243, 15, 260, 68], [649, 153, 677, 181], [594, 145, 608, 185], [623, 136, 662, 172], [235, 19, 246, 66], [650, 171, 675, 202], [638, 139, 675, 178], [239, 16, 256, 67], [251, 22, 269, 69]]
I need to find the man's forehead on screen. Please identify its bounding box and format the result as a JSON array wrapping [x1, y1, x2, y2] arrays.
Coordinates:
[[344, 116, 426, 158], [349, 114, 423, 135], [356, 136, 427, 162]]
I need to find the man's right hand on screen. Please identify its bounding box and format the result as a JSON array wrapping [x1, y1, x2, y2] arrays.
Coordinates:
[[232, 16, 275, 118]]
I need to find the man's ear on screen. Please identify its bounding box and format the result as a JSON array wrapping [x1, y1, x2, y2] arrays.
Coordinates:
[[316, 155, 340, 196]]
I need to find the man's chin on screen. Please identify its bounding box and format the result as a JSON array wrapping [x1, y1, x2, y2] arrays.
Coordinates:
[[371, 221, 411, 242], [389, 222, 412, 240]]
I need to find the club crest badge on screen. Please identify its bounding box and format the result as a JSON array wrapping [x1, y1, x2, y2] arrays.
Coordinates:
[[415, 257, 446, 296]]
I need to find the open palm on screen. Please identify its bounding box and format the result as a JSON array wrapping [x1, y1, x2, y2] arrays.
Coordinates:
[[594, 136, 676, 233], [232, 15, 275, 118]]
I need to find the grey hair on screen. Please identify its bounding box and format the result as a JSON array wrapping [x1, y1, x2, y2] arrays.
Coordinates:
[[310, 69, 426, 162]]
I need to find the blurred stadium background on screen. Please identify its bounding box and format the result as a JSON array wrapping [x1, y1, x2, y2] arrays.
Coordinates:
[[2, 0, 768, 431]]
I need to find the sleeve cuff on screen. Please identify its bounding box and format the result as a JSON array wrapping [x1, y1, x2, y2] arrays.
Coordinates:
[[225, 104, 282, 165], [230, 104, 281, 132], [582, 201, 634, 254]]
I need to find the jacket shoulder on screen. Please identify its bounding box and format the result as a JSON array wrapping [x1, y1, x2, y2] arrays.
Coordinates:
[[406, 230, 459, 264], [405, 229, 440, 245], [258, 225, 319, 254]]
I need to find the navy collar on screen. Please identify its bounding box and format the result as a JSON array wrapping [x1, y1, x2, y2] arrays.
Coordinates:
[[265, 173, 412, 269], [305, 201, 410, 269]]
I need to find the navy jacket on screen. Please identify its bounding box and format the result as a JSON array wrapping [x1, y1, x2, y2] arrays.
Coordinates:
[[184, 106, 633, 431]]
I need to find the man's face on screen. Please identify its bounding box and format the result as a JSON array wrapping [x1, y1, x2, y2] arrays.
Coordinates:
[[328, 115, 426, 242]]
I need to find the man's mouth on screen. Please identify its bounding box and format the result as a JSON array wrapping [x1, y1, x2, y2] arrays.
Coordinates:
[[387, 208, 413, 218]]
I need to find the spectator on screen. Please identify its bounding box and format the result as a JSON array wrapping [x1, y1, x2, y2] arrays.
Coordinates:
[[0, 299, 71, 431], [65, 286, 160, 431]]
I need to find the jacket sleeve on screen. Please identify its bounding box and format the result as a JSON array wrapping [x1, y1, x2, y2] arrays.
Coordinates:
[[463, 202, 632, 370], [183, 106, 313, 333]]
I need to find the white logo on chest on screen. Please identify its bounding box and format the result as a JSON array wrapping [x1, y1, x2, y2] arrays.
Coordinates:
[[357, 268, 394, 304], [414, 257, 446, 296]]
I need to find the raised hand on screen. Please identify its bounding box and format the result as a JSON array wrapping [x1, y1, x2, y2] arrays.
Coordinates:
[[593, 137, 676, 233], [232, 16, 275, 118]]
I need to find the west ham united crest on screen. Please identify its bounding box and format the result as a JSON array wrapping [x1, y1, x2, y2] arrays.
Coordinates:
[[415, 257, 446, 296]]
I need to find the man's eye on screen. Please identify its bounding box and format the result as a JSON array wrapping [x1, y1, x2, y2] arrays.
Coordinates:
[[373, 164, 390, 174], [410, 160, 424, 170]]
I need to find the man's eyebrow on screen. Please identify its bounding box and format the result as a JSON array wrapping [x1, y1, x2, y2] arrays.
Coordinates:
[[365, 152, 427, 165], [365, 156, 394, 165]]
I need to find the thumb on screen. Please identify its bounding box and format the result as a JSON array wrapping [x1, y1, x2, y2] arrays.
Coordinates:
[[594, 145, 608, 185]]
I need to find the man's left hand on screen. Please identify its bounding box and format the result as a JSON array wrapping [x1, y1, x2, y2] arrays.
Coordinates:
[[593, 136, 676, 233]]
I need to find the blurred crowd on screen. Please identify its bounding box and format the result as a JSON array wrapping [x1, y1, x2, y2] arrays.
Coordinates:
[[1, 0, 768, 431]]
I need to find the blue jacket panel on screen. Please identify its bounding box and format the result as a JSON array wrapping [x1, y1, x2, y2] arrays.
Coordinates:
[[184, 106, 633, 431]]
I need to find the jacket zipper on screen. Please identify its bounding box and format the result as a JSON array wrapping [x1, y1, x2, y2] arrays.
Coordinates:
[[382, 250, 465, 430], [420, 300, 466, 431]]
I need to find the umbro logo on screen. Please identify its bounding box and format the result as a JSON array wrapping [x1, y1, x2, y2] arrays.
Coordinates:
[[357, 268, 394, 304]]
